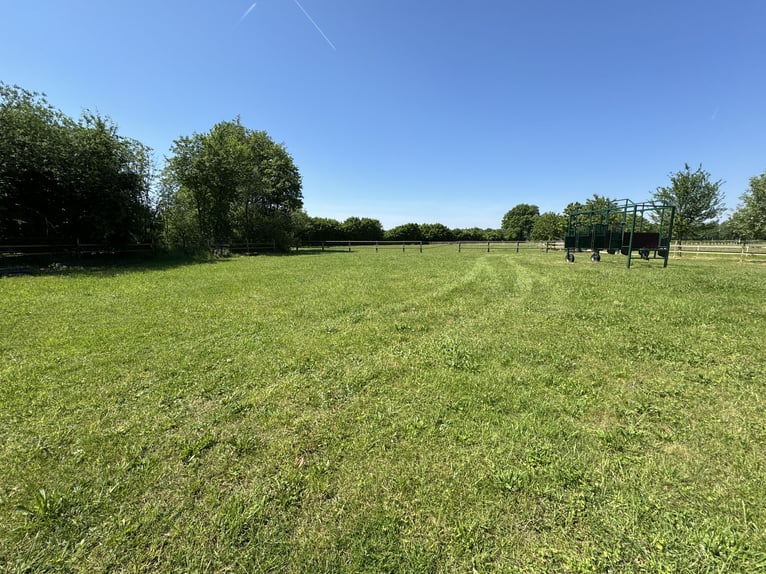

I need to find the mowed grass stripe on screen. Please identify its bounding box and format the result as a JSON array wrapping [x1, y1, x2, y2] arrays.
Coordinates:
[[1, 251, 765, 572]]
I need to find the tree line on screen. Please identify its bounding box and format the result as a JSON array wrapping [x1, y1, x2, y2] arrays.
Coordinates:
[[500, 165, 765, 242], [2, 83, 765, 255]]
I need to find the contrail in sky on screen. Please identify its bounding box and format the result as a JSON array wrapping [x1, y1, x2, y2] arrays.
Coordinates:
[[238, 2, 257, 25], [293, 0, 336, 50]]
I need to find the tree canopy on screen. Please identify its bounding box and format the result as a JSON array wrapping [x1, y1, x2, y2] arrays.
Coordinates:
[[384, 223, 423, 242], [161, 119, 302, 251], [419, 223, 454, 242], [341, 217, 384, 241], [501, 204, 539, 240], [653, 164, 725, 241], [0, 83, 153, 246], [728, 171, 766, 239], [531, 212, 565, 241]]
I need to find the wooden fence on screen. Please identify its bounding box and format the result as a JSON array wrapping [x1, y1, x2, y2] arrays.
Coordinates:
[[3, 239, 764, 260], [0, 242, 154, 258], [668, 241, 766, 258], [544, 240, 766, 259], [296, 241, 425, 252], [292, 239, 766, 259]]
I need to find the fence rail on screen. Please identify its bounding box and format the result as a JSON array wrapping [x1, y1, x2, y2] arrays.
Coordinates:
[[222, 242, 278, 255], [3, 240, 764, 260], [0, 243, 154, 258], [295, 241, 558, 253], [670, 242, 766, 258], [455, 241, 546, 252], [296, 241, 425, 253], [544, 240, 766, 258], [294, 240, 766, 257]]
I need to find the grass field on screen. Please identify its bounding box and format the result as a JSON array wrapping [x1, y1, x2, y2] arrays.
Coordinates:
[[1, 248, 765, 572]]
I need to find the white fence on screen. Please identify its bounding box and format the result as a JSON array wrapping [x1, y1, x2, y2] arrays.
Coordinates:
[[545, 240, 766, 259]]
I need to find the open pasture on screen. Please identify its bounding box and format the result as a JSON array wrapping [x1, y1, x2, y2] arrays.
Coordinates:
[[1, 248, 765, 572]]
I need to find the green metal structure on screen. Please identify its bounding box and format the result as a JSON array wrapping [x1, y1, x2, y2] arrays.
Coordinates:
[[564, 199, 675, 268]]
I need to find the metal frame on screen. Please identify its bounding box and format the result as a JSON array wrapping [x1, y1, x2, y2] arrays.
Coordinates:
[[564, 199, 675, 268]]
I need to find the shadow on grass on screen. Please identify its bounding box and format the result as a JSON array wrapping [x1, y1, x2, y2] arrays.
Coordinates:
[[0, 248, 356, 278], [0, 251, 231, 278]]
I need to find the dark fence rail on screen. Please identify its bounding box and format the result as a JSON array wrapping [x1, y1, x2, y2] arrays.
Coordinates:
[[456, 241, 546, 252], [294, 241, 556, 253], [217, 242, 278, 255], [0, 242, 155, 258], [296, 241, 424, 252], [293, 240, 766, 259], [6, 239, 762, 261]]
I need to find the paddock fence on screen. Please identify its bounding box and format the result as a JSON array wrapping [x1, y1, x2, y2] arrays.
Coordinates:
[[546, 240, 766, 260], [296, 240, 425, 253], [292, 241, 560, 253], [667, 241, 766, 259], [292, 239, 766, 260], [0, 242, 155, 259], [221, 242, 279, 255], [2, 239, 764, 262]]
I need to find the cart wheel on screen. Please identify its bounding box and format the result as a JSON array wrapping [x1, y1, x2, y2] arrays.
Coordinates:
[[590, 252, 601, 262], [566, 252, 575, 263]]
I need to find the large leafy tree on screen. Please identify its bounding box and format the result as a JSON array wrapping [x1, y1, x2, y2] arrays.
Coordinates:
[[342, 217, 384, 241], [563, 195, 617, 216], [70, 113, 154, 244], [501, 204, 539, 240], [530, 212, 565, 241], [563, 194, 620, 227], [585, 194, 617, 212], [419, 222, 454, 242], [0, 83, 153, 245], [162, 119, 302, 250], [653, 164, 725, 241], [384, 223, 422, 241], [0, 85, 68, 242], [728, 171, 766, 239], [305, 217, 343, 242], [452, 227, 487, 241]]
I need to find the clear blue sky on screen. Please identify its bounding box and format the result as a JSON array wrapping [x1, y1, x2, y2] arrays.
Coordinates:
[[2, 0, 765, 229]]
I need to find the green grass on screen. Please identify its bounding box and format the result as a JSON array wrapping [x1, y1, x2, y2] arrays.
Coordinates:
[[1, 248, 765, 572]]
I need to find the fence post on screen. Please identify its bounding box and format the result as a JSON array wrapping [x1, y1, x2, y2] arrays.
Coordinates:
[[458, 242, 462, 253], [487, 241, 490, 253], [516, 241, 520, 253], [402, 242, 406, 253], [376, 241, 378, 253], [419, 241, 422, 253]]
